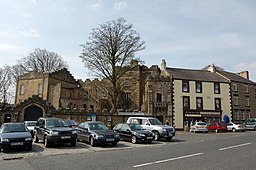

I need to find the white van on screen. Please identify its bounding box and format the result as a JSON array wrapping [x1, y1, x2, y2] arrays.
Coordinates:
[[126, 117, 175, 141]]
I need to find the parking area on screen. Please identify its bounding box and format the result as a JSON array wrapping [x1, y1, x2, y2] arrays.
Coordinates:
[[1, 130, 254, 161]]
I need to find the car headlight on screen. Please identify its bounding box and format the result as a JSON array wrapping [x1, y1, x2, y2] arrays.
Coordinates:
[[25, 137, 32, 141], [1, 138, 9, 142], [114, 134, 120, 138], [96, 134, 104, 138], [50, 131, 59, 136], [162, 129, 167, 132], [71, 130, 77, 134], [139, 133, 146, 137]]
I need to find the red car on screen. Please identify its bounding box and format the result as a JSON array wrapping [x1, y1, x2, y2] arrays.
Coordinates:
[[207, 122, 227, 133]]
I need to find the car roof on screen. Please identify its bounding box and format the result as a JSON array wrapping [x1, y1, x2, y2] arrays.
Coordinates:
[[128, 117, 156, 119], [83, 121, 103, 124], [2, 122, 25, 126], [38, 117, 63, 120]]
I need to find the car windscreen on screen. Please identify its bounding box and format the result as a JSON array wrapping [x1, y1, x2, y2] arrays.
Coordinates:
[[89, 123, 109, 130], [46, 119, 69, 128], [149, 119, 162, 125], [1, 124, 28, 133], [129, 124, 143, 130], [25, 121, 36, 126]]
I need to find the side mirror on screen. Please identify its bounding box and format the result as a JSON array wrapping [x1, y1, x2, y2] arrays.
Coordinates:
[[146, 123, 150, 126], [126, 129, 131, 132]]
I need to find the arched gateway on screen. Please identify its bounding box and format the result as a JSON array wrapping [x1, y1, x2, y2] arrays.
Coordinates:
[[15, 95, 56, 122], [24, 105, 44, 121]]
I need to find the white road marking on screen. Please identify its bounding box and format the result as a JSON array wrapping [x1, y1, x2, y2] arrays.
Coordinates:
[[219, 143, 252, 151], [133, 152, 203, 168]]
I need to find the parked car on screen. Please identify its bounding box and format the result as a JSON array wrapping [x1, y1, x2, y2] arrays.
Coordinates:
[[244, 118, 256, 130], [0, 123, 32, 152], [207, 122, 227, 133], [76, 121, 120, 147], [65, 119, 79, 128], [226, 122, 246, 132], [113, 123, 155, 144], [24, 121, 37, 137], [34, 117, 77, 147], [126, 117, 175, 141], [190, 122, 208, 133]]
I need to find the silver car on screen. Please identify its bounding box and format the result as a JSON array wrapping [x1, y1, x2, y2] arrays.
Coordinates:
[[190, 122, 208, 133], [226, 122, 246, 132]]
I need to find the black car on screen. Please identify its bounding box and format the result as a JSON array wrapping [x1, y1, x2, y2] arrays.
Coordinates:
[[0, 123, 32, 152], [76, 121, 120, 147], [113, 123, 155, 144], [34, 117, 77, 147]]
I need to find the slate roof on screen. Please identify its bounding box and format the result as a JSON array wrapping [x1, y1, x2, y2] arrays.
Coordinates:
[[165, 67, 229, 83], [217, 70, 256, 85]]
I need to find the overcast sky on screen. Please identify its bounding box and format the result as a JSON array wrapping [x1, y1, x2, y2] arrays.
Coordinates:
[[1, 0, 256, 81]]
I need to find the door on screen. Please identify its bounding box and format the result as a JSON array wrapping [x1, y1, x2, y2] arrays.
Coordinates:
[[24, 105, 43, 121], [4, 114, 12, 123]]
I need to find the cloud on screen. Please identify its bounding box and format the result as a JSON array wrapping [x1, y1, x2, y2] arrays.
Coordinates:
[[0, 43, 21, 51], [88, 1, 102, 10], [0, 31, 8, 36], [113, 1, 127, 11], [169, 33, 244, 53], [18, 28, 40, 38]]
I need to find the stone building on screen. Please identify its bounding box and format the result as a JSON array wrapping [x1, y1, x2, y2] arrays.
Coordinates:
[[213, 68, 256, 120], [15, 68, 90, 121]]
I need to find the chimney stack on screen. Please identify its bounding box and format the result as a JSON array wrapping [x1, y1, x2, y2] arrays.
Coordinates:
[[238, 71, 249, 80], [161, 59, 166, 70]]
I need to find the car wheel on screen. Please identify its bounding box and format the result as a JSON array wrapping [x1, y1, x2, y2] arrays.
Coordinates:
[[70, 140, 76, 147], [215, 129, 218, 133], [112, 142, 117, 146], [2, 148, 8, 153], [153, 131, 160, 141], [131, 136, 137, 144], [90, 137, 96, 147], [44, 136, 50, 148], [232, 128, 236, 132], [34, 133, 39, 143], [254, 126, 256, 131]]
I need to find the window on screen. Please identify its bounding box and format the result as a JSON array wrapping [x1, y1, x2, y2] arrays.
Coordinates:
[[245, 84, 249, 93], [123, 80, 131, 87], [246, 98, 250, 106], [38, 83, 43, 95], [125, 92, 131, 101], [215, 98, 221, 110], [234, 96, 239, 106], [195, 81, 202, 93], [90, 105, 94, 111], [233, 111, 239, 120], [156, 93, 162, 102], [182, 80, 189, 92], [214, 83, 220, 94], [20, 85, 25, 95], [183, 96, 190, 108], [233, 83, 238, 92], [196, 97, 203, 110]]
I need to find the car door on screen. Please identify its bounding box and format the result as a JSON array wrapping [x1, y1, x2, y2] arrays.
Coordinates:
[[226, 123, 232, 131], [120, 124, 132, 141], [114, 124, 124, 140], [36, 119, 45, 140]]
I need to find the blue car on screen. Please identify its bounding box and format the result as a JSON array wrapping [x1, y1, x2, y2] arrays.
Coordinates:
[[0, 123, 32, 152], [76, 121, 120, 147]]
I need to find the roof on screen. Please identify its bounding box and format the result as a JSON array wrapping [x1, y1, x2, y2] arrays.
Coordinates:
[[165, 67, 229, 83], [217, 70, 256, 85]]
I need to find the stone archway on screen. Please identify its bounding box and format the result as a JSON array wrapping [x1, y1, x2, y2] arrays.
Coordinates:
[[24, 104, 44, 121]]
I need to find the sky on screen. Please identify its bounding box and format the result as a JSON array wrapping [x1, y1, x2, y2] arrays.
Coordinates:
[[0, 0, 256, 81]]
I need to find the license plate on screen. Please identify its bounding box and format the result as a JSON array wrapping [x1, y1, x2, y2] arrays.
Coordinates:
[[61, 136, 71, 139], [168, 133, 173, 136], [11, 142, 23, 146], [147, 137, 153, 139], [106, 138, 114, 141]]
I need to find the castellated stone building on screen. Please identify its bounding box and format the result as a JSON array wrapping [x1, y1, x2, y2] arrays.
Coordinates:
[[2, 59, 255, 130]]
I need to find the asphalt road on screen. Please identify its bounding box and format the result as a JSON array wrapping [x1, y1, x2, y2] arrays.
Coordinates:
[[1, 131, 256, 170]]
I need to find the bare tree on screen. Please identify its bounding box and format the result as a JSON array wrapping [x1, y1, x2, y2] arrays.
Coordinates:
[[18, 48, 68, 72], [80, 18, 145, 113], [0, 66, 14, 105]]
